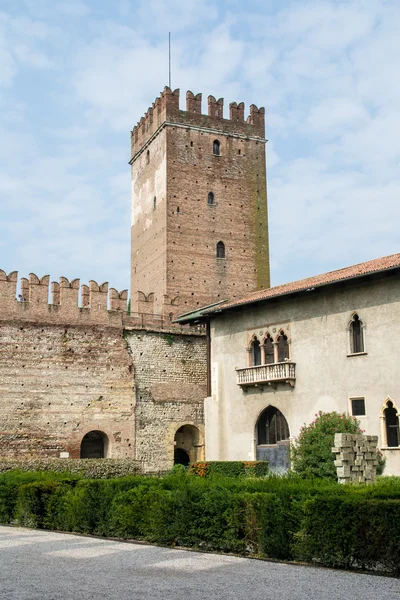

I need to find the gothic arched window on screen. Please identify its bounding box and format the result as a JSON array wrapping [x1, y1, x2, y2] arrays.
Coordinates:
[[257, 406, 290, 445], [208, 192, 215, 205], [250, 337, 261, 366], [264, 334, 274, 364], [216, 241, 225, 258], [213, 140, 220, 156], [384, 401, 399, 447], [350, 314, 364, 353], [277, 331, 289, 362]]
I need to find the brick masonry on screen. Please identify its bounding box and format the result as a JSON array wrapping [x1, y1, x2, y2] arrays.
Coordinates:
[[0, 320, 135, 459], [0, 270, 207, 469], [130, 87, 271, 315]]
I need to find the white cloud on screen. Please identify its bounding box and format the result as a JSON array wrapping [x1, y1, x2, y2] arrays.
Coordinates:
[[1, 0, 400, 294]]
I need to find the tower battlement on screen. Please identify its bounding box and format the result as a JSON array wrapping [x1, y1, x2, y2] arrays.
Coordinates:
[[130, 87, 265, 160]]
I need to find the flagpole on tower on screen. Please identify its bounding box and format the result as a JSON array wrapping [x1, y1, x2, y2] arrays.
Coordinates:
[[168, 32, 171, 89]]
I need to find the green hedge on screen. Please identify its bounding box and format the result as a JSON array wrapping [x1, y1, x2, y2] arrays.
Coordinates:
[[188, 461, 269, 478], [1, 470, 399, 575], [0, 459, 141, 478]]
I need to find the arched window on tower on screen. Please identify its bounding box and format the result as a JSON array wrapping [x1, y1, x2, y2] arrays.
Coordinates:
[[264, 334, 274, 364], [216, 241, 225, 258], [213, 140, 220, 156], [208, 192, 215, 205], [277, 331, 289, 362], [384, 400, 399, 447], [250, 337, 261, 366], [350, 314, 364, 353]]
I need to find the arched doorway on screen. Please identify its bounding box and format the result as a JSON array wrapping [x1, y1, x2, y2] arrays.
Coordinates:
[[255, 406, 290, 472], [80, 431, 108, 459], [174, 425, 202, 465], [174, 447, 190, 466]]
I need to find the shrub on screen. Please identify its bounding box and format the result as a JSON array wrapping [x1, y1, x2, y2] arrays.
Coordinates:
[[291, 411, 363, 479], [0, 459, 141, 478], [15, 481, 62, 528], [189, 461, 269, 478], [294, 494, 400, 575], [1, 471, 399, 574]]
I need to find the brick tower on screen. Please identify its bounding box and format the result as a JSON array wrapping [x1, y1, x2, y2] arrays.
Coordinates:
[[130, 87, 270, 317]]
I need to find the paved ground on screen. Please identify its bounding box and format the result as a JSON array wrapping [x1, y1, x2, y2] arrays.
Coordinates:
[[0, 526, 399, 600]]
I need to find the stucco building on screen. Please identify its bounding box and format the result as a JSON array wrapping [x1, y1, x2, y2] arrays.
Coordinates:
[[178, 253, 400, 475]]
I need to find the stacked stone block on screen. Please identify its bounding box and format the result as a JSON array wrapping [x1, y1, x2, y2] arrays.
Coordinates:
[[332, 433, 378, 484]]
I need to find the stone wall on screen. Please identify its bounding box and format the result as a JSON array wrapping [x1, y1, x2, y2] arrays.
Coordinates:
[[0, 305, 207, 468], [125, 329, 207, 471], [0, 320, 135, 459]]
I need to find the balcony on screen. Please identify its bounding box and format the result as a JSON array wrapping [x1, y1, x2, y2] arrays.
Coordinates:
[[236, 362, 296, 388]]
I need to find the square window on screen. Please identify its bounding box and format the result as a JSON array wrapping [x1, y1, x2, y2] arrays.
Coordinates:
[[351, 398, 366, 416]]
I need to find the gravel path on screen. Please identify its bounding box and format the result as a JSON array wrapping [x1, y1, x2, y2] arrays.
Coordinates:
[[0, 526, 398, 600]]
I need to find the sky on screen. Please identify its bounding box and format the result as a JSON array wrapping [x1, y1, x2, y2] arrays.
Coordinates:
[[1, 0, 400, 295]]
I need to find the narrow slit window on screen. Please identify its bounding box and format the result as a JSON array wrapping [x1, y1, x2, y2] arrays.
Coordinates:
[[350, 314, 364, 353], [216, 241, 225, 258], [264, 334, 274, 364], [277, 331, 289, 362], [213, 140, 220, 156], [250, 338, 261, 366], [146, 149, 150, 165], [208, 192, 215, 205], [153, 196, 156, 210], [384, 401, 399, 447]]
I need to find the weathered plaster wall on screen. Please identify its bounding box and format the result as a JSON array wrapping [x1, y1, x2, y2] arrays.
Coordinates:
[[0, 321, 135, 458], [130, 128, 167, 312], [125, 329, 207, 471], [207, 274, 400, 475]]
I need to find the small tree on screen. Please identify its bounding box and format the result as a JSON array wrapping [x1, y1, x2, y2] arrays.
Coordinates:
[[291, 411, 362, 479]]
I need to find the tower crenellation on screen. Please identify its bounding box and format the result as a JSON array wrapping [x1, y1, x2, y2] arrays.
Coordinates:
[[130, 87, 266, 162]]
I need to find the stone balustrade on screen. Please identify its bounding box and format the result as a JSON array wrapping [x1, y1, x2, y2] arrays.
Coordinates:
[[236, 362, 296, 387]]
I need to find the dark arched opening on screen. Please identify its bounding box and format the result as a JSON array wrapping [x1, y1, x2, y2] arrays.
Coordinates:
[[174, 448, 190, 466], [256, 406, 290, 471], [216, 241, 225, 258], [264, 334, 274, 364], [250, 337, 261, 366], [350, 314, 364, 353], [277, 331, 289, 362], [80, 430, 108, 459], [257, 406, 289, 445], [208, 191, 215, 205], [174, 424, 202, 465], [213, 139, 220, 155], [385, 401, 399, 447]]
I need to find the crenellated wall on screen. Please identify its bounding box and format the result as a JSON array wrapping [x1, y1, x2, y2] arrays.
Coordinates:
[[0, 269, 127, 327], [130, 87, 266, 162], [0, 267, 206, 466], [0, 269, 194, 332]]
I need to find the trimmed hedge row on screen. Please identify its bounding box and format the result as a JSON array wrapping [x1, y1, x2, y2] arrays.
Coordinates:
[[189, 461, 269, 478], [1, 471, 399, 575], [0, 459, 141, 478]]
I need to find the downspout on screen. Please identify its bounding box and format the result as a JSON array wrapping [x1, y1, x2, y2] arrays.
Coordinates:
[[206, 320, 211, 397]]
